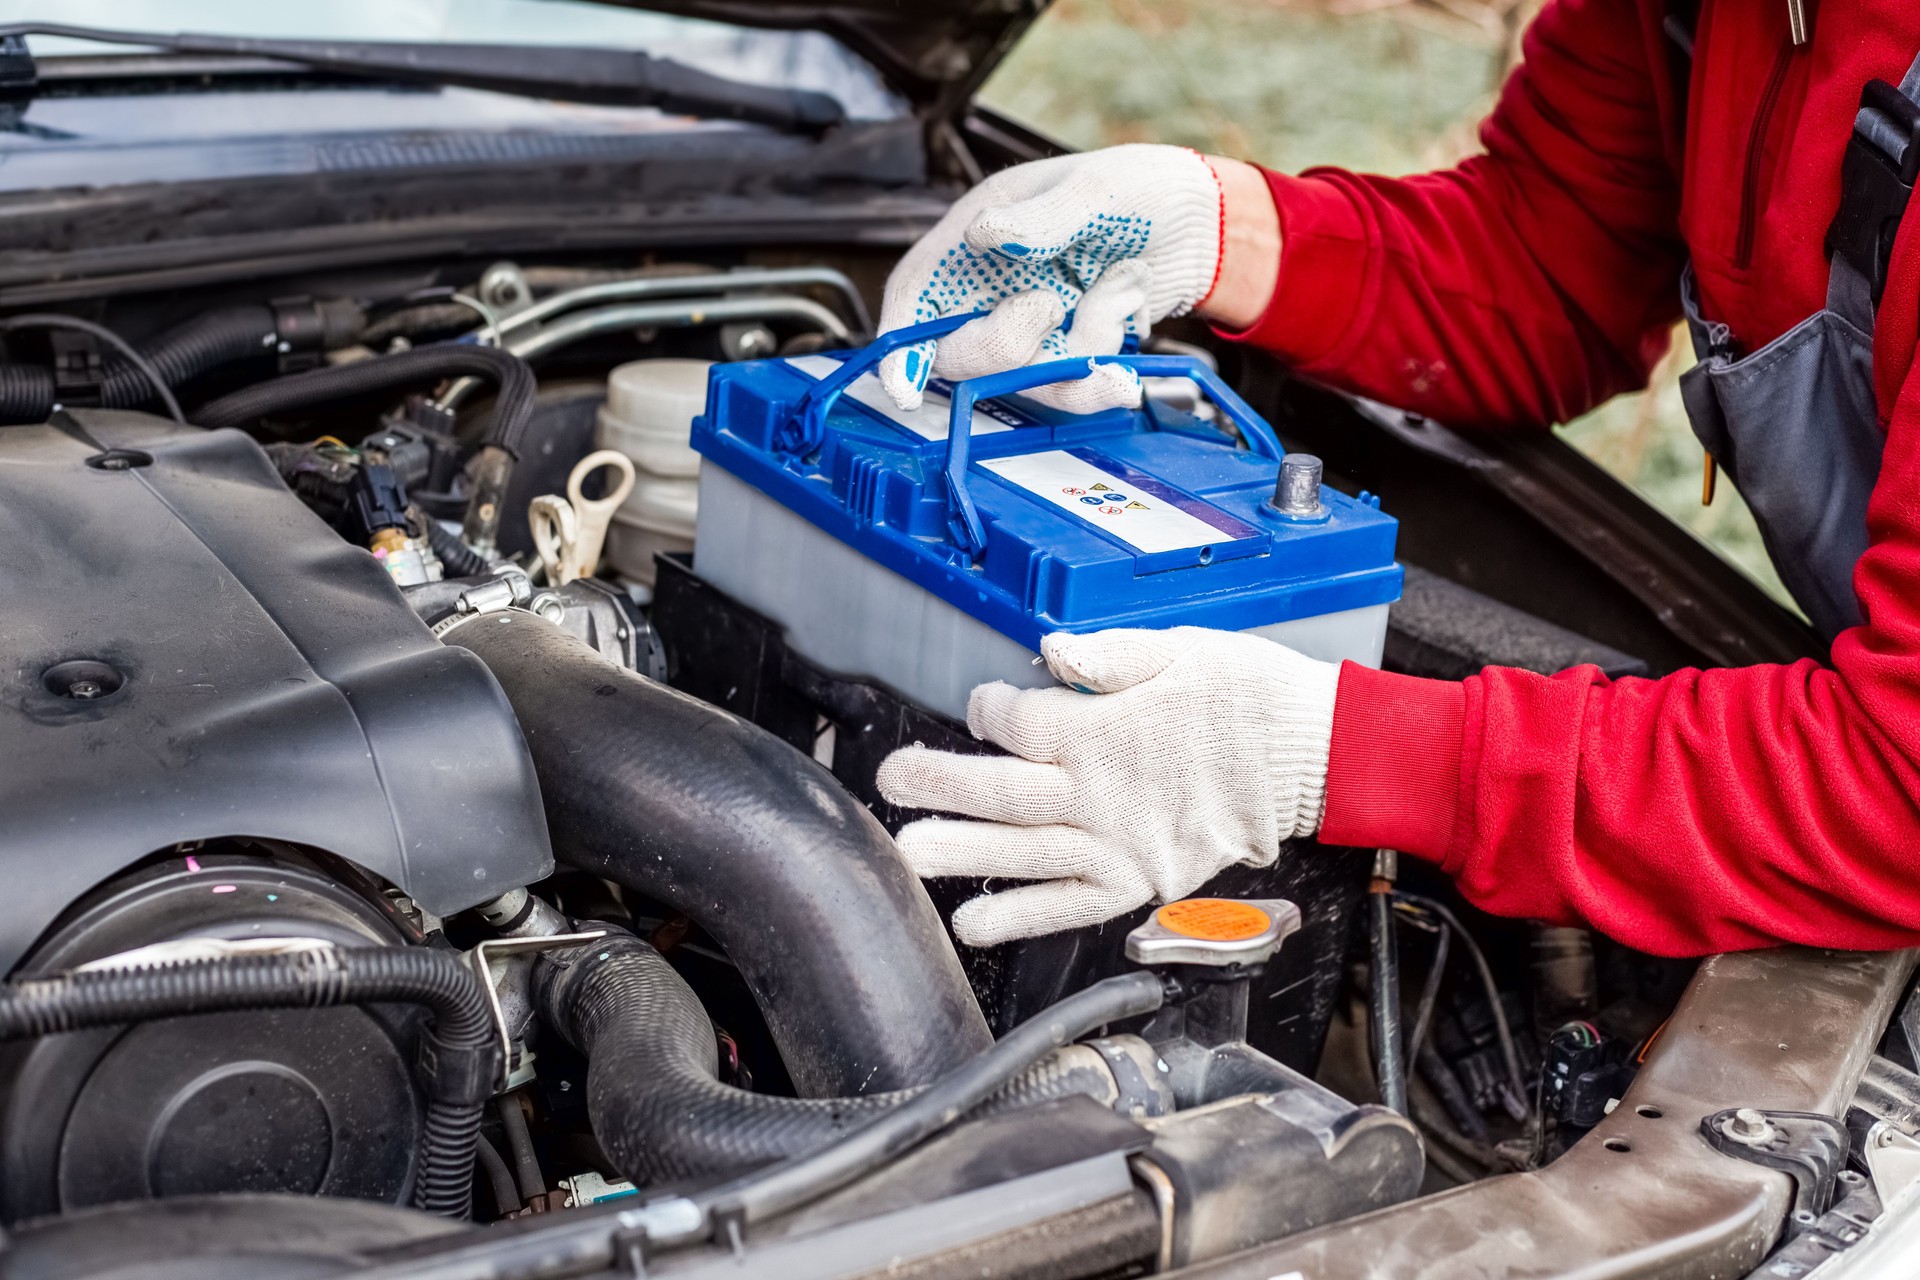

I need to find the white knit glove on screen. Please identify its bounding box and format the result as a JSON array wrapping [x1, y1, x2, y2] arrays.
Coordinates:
[[878, 145, 1225, 415], [876, 628, 1338, 948]]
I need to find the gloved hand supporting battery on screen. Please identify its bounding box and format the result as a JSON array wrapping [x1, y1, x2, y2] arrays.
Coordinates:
[[877, 144, 1226, 416], [877, 627, 1339, 948]]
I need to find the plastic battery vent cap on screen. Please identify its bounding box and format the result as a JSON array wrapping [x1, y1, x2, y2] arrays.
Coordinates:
[[1125, 898, 1303, 967]]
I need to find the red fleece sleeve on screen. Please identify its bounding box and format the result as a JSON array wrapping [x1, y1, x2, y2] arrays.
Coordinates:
[[1324, 359, 1920, 957], [1224, 0, 1686, 429]]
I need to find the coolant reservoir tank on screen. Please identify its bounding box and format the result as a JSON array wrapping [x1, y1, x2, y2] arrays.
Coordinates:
[[597, 358, 708, 585], [690, 320, 1401, 720]]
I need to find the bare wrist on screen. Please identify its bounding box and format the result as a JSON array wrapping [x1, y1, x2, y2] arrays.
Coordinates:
[[1195, 156, 1281, 331]]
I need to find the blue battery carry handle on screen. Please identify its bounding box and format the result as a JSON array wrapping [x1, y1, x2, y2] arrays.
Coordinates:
[[780, 311, 1289, 556], [942, 353, 1283, 555], [784, 313, 979, 454]]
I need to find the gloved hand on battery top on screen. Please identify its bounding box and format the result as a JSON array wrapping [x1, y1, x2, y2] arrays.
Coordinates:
[[877, 144, 1248, 416], [877, 627, 1337, 948]]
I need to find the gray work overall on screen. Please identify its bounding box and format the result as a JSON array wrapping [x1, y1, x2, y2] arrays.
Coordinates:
[[1678, 51, 1920, 641]]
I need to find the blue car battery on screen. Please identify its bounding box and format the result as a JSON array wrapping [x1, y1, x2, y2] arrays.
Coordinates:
[[690, 315, 1402, 721]]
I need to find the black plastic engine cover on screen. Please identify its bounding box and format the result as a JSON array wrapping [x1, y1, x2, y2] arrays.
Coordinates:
[[0, 412, 552, 973]]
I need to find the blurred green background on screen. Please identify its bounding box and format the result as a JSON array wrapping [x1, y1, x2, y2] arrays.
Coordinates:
[[979, 0, 1790, 607]]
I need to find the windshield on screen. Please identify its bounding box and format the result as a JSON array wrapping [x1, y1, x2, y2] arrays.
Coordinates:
[[0, 0, 906, 120]]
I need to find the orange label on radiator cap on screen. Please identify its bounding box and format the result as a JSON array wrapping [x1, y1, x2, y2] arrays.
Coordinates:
[[1155, 899, 1271, 941]]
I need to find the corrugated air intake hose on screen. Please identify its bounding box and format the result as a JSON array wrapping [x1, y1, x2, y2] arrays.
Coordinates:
[[0, 302, 366, 423]]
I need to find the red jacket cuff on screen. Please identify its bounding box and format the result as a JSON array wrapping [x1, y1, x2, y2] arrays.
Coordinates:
[[1212, 168, 1372, 368], [1320, 662, 1466, 864]]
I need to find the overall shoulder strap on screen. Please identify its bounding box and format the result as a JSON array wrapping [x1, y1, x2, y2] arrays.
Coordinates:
[[1826, 46, 1920, 320]]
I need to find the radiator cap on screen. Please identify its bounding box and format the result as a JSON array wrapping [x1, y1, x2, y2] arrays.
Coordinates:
[[1125, 897, 1302, 968]]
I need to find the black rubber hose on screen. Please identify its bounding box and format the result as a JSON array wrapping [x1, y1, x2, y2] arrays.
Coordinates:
[[195, 343, 534, 457], [329, 968, 1167, 1280], [476, 1134, 522, 1217], [495, 1094, 545, 1203], [703, 968, 1169, 1234], [535, 930, 1125, 1184], [1405, 917, 1450, 1063], [447, 613, 993, 1097], [196, 344, 536, 551], [97, 304, 278, 409], [1416, 1042, 1491, 1144], [0, 945, 494, 1219], [426, 515, 491, 577], [1394, 893, 1528, 1119]]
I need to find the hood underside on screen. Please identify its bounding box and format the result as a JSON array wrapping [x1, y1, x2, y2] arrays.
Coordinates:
[[575, 0, 1046, 113]]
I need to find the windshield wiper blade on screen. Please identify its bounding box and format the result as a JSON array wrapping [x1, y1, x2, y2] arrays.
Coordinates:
[[0, 22, 846, 134]]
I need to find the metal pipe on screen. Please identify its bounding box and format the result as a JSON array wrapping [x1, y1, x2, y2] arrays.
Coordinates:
[[438, 294, 854, 411], [488, 266, 870, 340], [1369, 850, 1407, 1116], [506, 294, 852, 362]]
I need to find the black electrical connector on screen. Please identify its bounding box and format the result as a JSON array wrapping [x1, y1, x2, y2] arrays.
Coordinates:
[[348, 462, 411, 542], [1541, 1022, 1634, 1131]]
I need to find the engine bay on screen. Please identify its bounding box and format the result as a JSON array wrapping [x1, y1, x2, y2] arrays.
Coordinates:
[[1, 252, 1915, 1280]]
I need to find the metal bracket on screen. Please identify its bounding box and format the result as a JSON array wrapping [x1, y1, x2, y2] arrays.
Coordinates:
[[1700, 1107, 1850, 1219], [611, 1195, 707, 1276], [466, 931, 604, 1092], [1750, 1171, 1882, 1278], [1864, 1119, 1920, 1203]]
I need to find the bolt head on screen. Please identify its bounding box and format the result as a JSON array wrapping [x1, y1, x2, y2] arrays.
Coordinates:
[[1726, 1108, 1775, 1144]]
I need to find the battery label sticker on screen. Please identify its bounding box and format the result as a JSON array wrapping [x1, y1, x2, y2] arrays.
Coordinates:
[[980, 450, 1244, 555], [785, 355, 1015, 441]]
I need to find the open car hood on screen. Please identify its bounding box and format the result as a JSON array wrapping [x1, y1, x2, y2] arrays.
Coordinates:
[[573, 0, 1042, 114]]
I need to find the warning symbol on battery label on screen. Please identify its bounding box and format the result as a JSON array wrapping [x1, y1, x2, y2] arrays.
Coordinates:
[[1061, 486, 1086, 496], [1125, 502, 1149, 510]]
